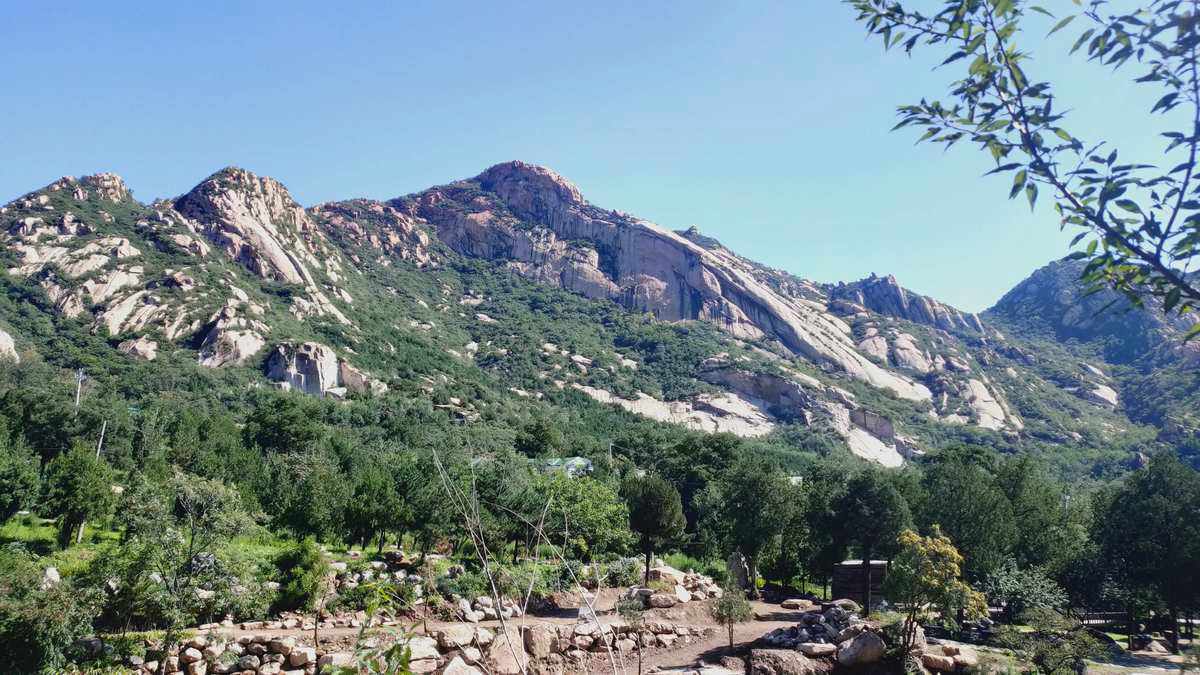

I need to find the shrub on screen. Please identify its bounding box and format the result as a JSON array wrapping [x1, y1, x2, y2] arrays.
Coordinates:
[[436, 568, 490, 601], [0, 544, 101, 673], [273, 538, 330, 613], [604, 557, 643, 588], [709, 589, 752, 649]]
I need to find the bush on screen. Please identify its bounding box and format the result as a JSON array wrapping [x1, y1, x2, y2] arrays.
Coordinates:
[[0, 544, 101, 673], [604, 557, 643, 588], [273, 538, 330, 613], [709, 589, 752, 649], [436, 568, 490, 601]]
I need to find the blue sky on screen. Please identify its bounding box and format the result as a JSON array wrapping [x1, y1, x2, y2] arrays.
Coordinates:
[[0, 1, 1174, 311]]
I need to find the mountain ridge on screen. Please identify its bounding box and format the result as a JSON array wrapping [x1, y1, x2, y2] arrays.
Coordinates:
[[1, 160, 1190, 473]]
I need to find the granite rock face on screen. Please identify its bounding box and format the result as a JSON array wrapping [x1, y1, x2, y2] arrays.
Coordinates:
[[829, 273, 985, 333], [401, 161, 931, 402]]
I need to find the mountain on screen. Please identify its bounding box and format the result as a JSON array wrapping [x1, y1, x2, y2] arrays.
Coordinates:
[[0, 161, 1189, 476], [986, 257, 1200, 445]]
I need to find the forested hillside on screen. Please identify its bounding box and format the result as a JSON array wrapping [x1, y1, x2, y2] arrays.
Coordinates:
[[1, 162, 1197, 673]]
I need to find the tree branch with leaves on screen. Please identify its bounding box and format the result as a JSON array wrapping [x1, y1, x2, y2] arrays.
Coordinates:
[[849, 0, 1200, 336]]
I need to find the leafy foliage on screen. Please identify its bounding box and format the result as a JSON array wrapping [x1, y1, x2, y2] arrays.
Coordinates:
[[850, 0, 1200, 334]]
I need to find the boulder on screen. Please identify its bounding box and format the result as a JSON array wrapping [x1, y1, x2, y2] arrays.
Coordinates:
[[401, 636, 438, 661], [489, 627, 529, 675], [798, 643, 836, 658], [316, 653, 352, 669], [837, 631, 886, 667], [287, 648, 315, 666], [521, 624, 554, 659], [749, 648, 823, 675], [727, 552, 752, 593], [442, 656, 483, 675], [781, 598, 816, 611], [648, 593, 678, 608], [438, 624, 477, 650], [921, 652, 956, 672], [647, 565, 686, 585]]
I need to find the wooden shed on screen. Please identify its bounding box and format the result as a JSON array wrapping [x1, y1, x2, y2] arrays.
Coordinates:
[[831, 559, 888, 608]]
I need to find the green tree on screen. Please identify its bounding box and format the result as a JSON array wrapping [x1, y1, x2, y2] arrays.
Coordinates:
[[697, 455, 790, 598], [835, 469, 911, 612], [710, 589, 753, 650], [982, 559, 1068, 624], [1092, 453, 1200, 652], [0, 430, 39, 522], [345, 458, 404, 552], [850, 0, 1200, 331], [539, 474, 631, 561], [884, 527, 987, 658], [514, 417, 565, 458], [120, 472, 254, 675], [996, 607, 1102, 675], [274, 538, 331, 613], [919, 449, 1018, 581], [621, 473, 687, 585], [266, 450, 350, 541], [42, 444, 116, 547]]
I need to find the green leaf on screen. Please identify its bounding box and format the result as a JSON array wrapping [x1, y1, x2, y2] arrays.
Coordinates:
[[1047, 15, 1076, 36], [985, 162, 1022, 175], [1009, 169, 1028, 198], [1163, 287, 1181, 313], [1026, 183, 1039, 211]]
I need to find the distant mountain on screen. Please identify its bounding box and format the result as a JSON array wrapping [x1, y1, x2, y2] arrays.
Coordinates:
[[1, 161, 1189, 475], [986, 257, 1199, 441]]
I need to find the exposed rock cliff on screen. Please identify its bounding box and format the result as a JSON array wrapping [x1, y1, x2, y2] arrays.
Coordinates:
[[398, 161, 931, 402], [829, 274, 984, 333], [265, 341, 387, 399]]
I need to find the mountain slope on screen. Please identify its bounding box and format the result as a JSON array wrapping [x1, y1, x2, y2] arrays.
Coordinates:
[[986, 257, 1200, 443], [0, 162, 1177, 475]]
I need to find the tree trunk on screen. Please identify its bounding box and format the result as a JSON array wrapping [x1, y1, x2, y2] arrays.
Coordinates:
[[728, 624, 735, 650], [1128, 603, 1135, 652], [862, 558, 872, 614], [748, 556, 759, 599], [644, 548, 652, 587]]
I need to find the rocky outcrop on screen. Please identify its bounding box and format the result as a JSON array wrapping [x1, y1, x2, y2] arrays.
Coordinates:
[[118, 336, 158, 360], [964, 378, 1021, 431], [1081, 383, 1119, 408], [829, 273, 984, 333], [698, 358, 816, 422], [399, 161, 931, 402], [309, 199, 434, 267], [0, 327, 18, 363], [265, 341, 387, 398], [174, 168, 350, 325], [197, 297, 269, 368], [572, 384, 776, 437]]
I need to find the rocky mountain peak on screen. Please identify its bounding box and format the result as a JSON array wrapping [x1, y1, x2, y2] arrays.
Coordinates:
[[475, 160, 586, 217], [828, 274, 984, 333]]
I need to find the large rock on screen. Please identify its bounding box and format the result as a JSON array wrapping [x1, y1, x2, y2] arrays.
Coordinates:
[[749, 648, 824, 675], [521, 624, 554, 659], [442, 656, 483, 675], [0, 327, 18, 363], [488, 627, 529, 675], [118, 336, 158, 361], [836, 631, 886, 667], [728, 551, 751, 593], [265, 341, 386, 398]]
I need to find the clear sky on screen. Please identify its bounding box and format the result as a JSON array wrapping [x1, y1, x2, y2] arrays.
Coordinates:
[[0, 1, 1174, 311]]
